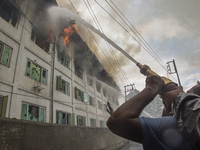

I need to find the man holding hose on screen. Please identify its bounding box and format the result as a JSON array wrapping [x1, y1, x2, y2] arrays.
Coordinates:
[[107, 75, 200, 150]]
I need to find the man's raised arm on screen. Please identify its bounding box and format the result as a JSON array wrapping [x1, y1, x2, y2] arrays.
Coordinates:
[[106, 75, 164, 143]]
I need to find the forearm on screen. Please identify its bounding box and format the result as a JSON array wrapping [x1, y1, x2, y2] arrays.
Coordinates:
[[106, 75, 164, 143]]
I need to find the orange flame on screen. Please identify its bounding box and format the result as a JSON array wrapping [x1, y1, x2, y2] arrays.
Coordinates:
[[63, 24, 77, 46]]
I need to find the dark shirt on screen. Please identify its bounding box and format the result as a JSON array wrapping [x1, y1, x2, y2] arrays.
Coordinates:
[[172, 93, 200, 150], [139, 116, 192, 150]]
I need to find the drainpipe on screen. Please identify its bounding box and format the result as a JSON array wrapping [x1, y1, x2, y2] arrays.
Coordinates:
[[9, 0, 30, 118], [50, 37, 56, 123]]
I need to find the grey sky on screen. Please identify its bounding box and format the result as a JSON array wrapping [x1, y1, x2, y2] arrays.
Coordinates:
[[56, 0, 200, 94]]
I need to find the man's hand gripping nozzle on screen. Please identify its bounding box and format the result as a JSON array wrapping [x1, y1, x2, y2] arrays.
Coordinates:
[[136, 63, 178, 95]]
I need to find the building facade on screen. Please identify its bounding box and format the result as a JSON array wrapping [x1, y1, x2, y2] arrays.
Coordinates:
[[0, 0, 120, 127]]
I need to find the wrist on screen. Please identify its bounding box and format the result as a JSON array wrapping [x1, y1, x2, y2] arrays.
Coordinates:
[[146, 85, 162, 94], [145, 86, 161, 97]]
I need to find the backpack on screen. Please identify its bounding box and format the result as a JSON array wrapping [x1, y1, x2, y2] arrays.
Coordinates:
[[172, 93, 200, 150]]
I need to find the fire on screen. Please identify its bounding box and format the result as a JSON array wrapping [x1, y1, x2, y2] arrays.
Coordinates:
[[63, 24, 77, 46]]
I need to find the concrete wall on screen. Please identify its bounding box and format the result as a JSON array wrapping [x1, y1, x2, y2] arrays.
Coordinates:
[[0, 118, 126, 150]]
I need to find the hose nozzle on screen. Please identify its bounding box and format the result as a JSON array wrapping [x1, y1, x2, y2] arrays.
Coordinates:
[[137, 63, 173, 85]]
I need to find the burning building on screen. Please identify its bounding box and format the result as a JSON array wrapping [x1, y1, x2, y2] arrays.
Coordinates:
[[0, 0, 120, 127]]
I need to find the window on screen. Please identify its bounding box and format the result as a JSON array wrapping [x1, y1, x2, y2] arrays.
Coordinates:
[[87, 77, 93, 87], [0, 0, 20, 27], [77, 115, 85, 126], [56, 76, 70, 95], [104, 104, 107, 112], [57, 54, 70, 68], [90, 118, 96, 127], [108, 95, 111, 101], [31, 29, 50, 52], [0, 43, 12, 67], [103, 88, 107, 97], [96, 82, 101, 93], [112, 96, 115, 103], [21, 103, 45, 122], [56, 111, 71, 125], [88, 95, 95, 107], [74, 63, 83, 79], [0, 96, 8, 117], [75, 87, 84, 102], [25, 59, 47, 85], [99, 120, 105, 128], [98, 100, 102, 110]]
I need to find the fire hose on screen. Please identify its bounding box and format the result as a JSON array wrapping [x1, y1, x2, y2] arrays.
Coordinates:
[[106, 50, 178, 114]]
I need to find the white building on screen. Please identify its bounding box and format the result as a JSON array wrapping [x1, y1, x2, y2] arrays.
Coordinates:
[[0, 0, 120, 127]]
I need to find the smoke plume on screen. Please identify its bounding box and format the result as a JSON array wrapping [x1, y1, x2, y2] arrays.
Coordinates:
[[48, 6, 141, 83]]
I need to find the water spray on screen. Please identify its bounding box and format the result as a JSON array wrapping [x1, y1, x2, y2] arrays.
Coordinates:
[[48, 6, 177, 94]]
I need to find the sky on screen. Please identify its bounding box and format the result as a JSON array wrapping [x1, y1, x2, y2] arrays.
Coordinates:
[[55, 0, 200, 98]]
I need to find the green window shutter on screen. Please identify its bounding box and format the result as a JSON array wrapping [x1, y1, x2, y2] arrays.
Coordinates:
[[0, 43, 2, 55], [81, 92, 84, 102], [74, 87, 77, 99], [40, 108, 44, 122], [25, 60, 31, 77], [67, 114, 71, 125], [63, 57, 66, 66], [56, 111, 59, 124], [35, 66, 41, 82], [21, 104, 27, 120], [77, 116, 79, 125], [70, 114, 75, 125], [31, 64, 41, 82], [56, 76, 62, 90], [42, 70, 46, 84], [63, 113, 66, 124], [0, 96, 8, 117], [1, 96, 8, 117], [56, 111, 62, 124], [1, 46, 10, 66], [31, 63, 36, 80], [66, 58, 69, 68], [83, 117, 85, 126], [66, 83, 68, 95]]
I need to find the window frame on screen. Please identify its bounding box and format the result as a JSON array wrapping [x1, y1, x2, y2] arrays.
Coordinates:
[[0, 42, 12, 67], [31, 28, 50, 52], [56, 110, 71, 125], [57, 54, 70, 69], [0, 0, 20, 28], [0, 95, 8, 117], [98, 100, 102, 110], [90, 118, 96, 127], [25, 59, 48, 85], [99, 120, 105, 128], [77, 115, 86, 126], [88, 95, 95, 107], [74, 62, 83, 79], [103, 104, 107, 112], [103, 88, 107, 97], [20, 102, 46, 122], [87, 76, 93, 87], [75, 87, 84, 102], [56, 76, 70, 95], [96, 82, 101, 93]]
